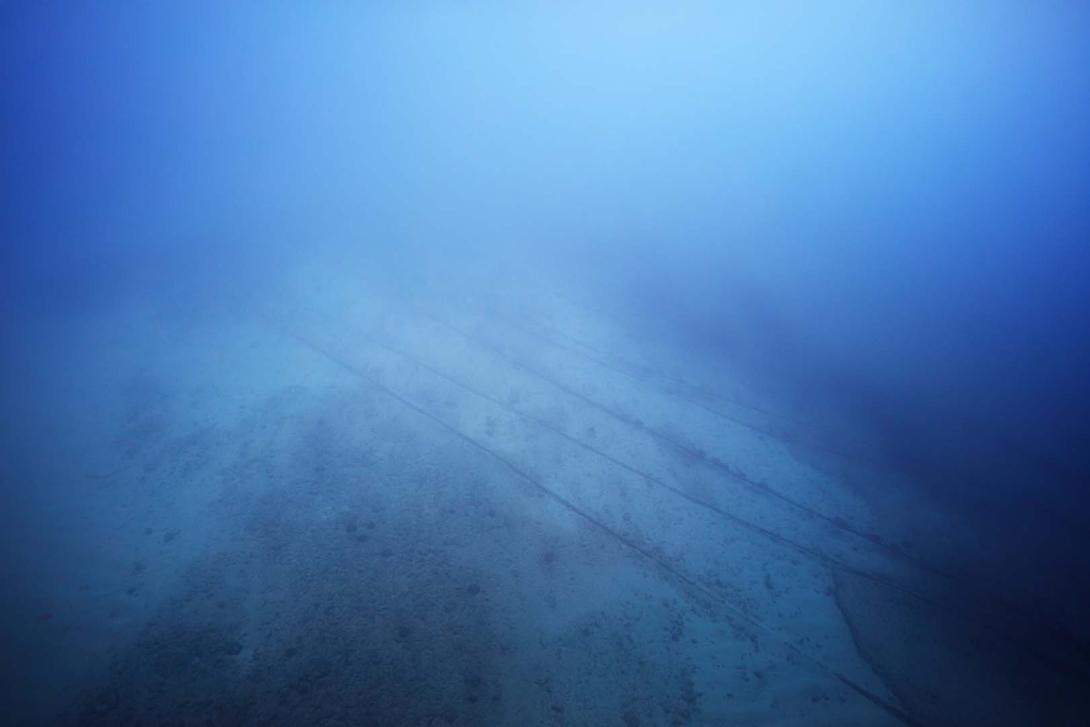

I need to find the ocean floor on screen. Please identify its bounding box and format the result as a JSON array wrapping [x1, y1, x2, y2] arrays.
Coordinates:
[[2, 266, 1087, 726]]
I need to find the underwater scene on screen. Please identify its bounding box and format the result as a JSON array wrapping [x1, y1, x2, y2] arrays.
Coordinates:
[[2, 4, 1089, 725]]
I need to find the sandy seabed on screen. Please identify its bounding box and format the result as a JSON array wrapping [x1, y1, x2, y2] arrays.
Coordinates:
[[2, 268, 1085, 726]]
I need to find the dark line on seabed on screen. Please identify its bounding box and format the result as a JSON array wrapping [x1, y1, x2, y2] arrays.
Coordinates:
[[488, 300, 796, 421], [274, 322, 924, 727], [489, 309, 1090, 659], [358, 328, 945, 611], [350, 324, 1090, 683], [422, 311, 943, 575], [413, 310, 1090, 684], [541, 312, 1084, 531], [488, 310, 890, 468], [501, 306, 1090, 560], [505, 314, 796, 421]]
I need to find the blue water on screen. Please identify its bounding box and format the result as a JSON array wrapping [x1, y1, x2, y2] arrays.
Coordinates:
[[3, 4, 1089, 725]]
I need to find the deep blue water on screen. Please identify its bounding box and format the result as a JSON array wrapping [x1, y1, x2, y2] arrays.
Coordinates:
[[3, 4, 1089, 725]]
